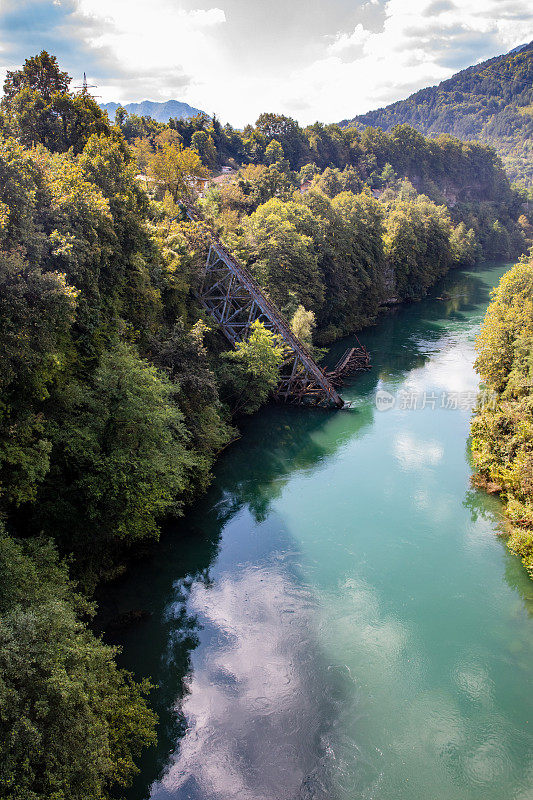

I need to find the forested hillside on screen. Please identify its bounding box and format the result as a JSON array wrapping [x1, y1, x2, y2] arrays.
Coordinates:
[[471, 254, 533, 576], [0, 51, 530, 800], [343, 42, 533, 191], [120, 103, 523, 206], [0, 53, 284, 800]]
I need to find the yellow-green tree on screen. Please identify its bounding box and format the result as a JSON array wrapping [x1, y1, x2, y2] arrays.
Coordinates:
[[148, 141, 207, 200], [219, 321, 285, 415], [130, 136, 153, 173], [265, 139, 284, 165], [291, 305, 315, 347]]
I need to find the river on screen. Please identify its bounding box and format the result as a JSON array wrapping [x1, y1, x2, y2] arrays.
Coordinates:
[[102, 260, 533, 800]]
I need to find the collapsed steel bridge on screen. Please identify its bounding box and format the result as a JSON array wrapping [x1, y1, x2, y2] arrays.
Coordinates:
[[181, 200, 370, 409]]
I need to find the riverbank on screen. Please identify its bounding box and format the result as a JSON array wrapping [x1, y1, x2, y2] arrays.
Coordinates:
[[471, 255, 533, 577]]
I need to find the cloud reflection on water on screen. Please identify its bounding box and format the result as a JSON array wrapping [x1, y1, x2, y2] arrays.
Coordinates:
[[150, 562, 337, 800]]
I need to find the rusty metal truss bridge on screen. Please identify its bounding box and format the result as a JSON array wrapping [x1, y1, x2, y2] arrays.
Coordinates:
[[181, 200, 370, 409]]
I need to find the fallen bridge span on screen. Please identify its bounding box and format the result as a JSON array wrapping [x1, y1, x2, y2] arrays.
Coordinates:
[[181, 200, 370, 408]]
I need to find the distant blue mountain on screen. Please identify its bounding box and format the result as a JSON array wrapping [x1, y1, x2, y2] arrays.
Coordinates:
[[100, 99, 208, 123]]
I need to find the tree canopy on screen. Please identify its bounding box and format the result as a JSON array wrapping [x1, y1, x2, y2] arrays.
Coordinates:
[[1, 51, 111, 153], [0, 527, 156, 800]]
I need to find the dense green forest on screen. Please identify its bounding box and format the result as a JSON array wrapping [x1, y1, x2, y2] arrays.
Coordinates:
[[117, 96, 529, 341], [0, 51, 530, 799], [344, 42, 533, 192], [121, 97, 525, 205], [471, 255, 533, 577]]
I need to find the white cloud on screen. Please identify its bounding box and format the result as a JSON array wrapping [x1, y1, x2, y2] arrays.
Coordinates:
[[405, 335, 478, 395], [74, 0, 227, 103], [393, 432, 444, 469], [328, 23, 371, 54], [188, 8, 227, 26], [285, 0, 533, 122], [151, 566, 326, 800], [2, 0, 532, 125]]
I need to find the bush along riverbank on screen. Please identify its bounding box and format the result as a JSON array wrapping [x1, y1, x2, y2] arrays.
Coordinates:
[[471, 254, 533, 577]]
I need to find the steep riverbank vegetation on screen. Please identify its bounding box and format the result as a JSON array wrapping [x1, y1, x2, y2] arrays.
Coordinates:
[[197, 165, 526, 342], [0, 51, 531, 797], [125, 112, 529, 341], [116, 98, 530, 346], [471, 256, 533, 577], [0, 524, 157, 800], [0, 53, 283, 799]]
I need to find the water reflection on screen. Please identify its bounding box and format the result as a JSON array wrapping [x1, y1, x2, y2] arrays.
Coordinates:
[[152, 541, 338, 800], [463, 487, 533, 619], [100, 405, 371, 799], [100, 263, 533, 800]]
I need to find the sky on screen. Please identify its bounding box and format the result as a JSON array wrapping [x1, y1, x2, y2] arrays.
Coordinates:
[[0, 0, 532, 126]]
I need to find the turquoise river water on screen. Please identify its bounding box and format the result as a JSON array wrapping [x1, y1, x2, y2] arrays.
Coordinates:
[[103, 261, 533, 800]]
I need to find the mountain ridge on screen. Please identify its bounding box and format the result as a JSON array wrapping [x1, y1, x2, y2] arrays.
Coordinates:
[[341, 42, 533, 189], [100, 98, 207, 123]]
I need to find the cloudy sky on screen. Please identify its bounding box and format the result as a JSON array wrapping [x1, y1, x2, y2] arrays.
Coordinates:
[[1, 0, 532, 126]]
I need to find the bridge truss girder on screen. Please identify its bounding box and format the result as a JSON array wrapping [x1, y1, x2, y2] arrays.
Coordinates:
[[197, 244, 344, 408]]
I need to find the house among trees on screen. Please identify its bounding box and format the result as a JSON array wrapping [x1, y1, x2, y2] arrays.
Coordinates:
[[211, 171, 236, 186]]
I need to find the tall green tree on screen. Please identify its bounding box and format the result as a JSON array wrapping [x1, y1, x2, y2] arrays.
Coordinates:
[[37, 342, 196, 581], [2, 52, 70, 104], [384, 196, 453, 300], [238, 198, 324, 311], [298, 189, 385, 341], [1, 51, 110, 153], [0, 250, 77, 507], [191, 129, 217, 169], [218, 320, 285, 415]]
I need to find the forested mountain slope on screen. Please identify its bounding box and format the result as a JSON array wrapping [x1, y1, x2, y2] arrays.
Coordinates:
[[342, 42, 533, 190]]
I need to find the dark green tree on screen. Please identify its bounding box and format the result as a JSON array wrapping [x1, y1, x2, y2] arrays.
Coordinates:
[[37, 342, 196, 582], [0, 527, 157, 800], [2, 51, 111, 152], [2, 51, 70, 104], [0, 250, 77, 507]]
